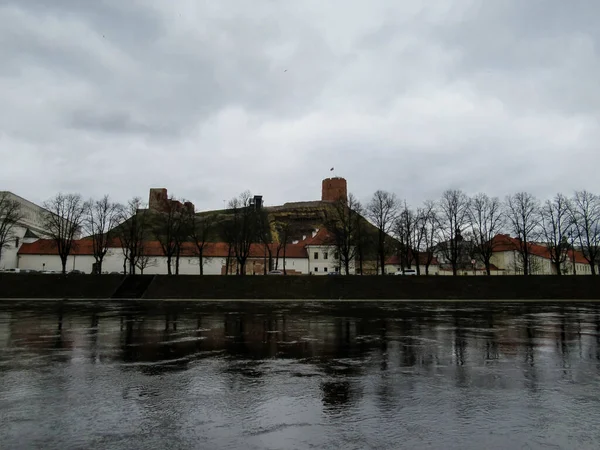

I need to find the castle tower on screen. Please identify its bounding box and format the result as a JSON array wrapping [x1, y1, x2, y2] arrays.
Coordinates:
[[149, 188, 168, 212], [321, 177, 348, 203]]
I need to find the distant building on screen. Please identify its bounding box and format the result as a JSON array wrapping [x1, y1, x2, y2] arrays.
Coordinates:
[[490, 234, 597, 275], [0, 192, 50, 270]]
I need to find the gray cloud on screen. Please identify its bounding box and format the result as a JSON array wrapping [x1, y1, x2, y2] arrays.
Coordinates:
[[1, 0, 598, 212]]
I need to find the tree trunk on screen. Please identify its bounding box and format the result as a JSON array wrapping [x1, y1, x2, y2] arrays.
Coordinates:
[[225, 246, 231, 275], [590, 262, 596, 276], [554, 261, 562, 275], [129, 259, 136, 275], [359, 251, 363, 275], [198, 249, 204, 275], [485, 261, 491, 276], [283, 247, 287, 275], [166, 256, 172, 275], [60, 256, 67, 275], [97, 259, 103, 275]]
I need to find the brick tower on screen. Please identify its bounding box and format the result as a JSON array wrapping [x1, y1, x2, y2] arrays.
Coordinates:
[[321, 177, 348, 203]]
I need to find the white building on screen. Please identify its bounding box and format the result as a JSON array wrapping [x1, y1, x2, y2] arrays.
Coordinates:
[[0, 192, 51, 271], [304, 228, 356, 275], [16, 229, 351, 275], [490, 234, 598, 275]]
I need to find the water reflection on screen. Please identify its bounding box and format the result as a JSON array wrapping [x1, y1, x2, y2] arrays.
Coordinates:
[[1, 301, 600, 449]]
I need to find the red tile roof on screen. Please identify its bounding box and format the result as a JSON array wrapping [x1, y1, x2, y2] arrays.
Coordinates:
[[18, 239, 308, 259], [301, 228, 334, 246]]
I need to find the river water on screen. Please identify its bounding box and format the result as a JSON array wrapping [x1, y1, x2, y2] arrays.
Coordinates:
[[1, 301, 599, 450]]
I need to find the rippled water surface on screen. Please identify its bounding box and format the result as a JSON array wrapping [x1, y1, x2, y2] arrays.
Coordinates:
[[1, 300, 600, 449]]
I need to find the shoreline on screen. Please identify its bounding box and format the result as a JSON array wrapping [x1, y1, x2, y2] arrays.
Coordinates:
[[1, 298, 599, 303]]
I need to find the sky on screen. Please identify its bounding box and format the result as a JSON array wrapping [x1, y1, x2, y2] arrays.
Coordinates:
[[1, 0, 599, 211]]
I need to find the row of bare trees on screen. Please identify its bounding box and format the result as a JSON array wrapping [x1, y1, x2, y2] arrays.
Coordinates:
[[3, 188, 599, 276], [24, 194, 216, 275], [351, 189, 600, 276]]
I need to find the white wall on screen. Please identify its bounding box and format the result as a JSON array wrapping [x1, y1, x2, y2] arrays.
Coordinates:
[[306, 245, 355, 275], [1, 192, 53, 270], [17, 250, 311, 275], [385, 264, 440, 275], [0, 224, 39, 270]]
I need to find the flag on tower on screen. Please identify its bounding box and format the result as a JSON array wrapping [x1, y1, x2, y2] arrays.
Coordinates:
[[330, 167, 334, 171]]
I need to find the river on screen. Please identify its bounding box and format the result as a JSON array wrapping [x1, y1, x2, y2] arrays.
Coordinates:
[[1, 300, 599, 449]]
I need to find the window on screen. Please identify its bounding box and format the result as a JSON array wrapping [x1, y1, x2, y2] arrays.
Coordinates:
[[324, 252, 328, 260], [15, 238, 19, 248], [335, 267, 339, 272], [314, 252, 319, 259], [314, 267, 318, 272], [324, 267, 328, 272], [334, 252, 339, 260]]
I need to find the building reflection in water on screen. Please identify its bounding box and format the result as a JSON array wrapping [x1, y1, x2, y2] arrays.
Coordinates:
[[2, 301, 600, 385]]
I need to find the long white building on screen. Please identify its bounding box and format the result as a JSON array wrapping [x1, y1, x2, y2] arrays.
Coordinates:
[[15, 228, 352, 275]]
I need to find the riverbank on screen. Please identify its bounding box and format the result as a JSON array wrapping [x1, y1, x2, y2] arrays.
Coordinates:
[[1, 273, 599, 300]]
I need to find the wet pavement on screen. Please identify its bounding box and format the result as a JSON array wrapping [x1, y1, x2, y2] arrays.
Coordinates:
[[1, 300, 600, 449]]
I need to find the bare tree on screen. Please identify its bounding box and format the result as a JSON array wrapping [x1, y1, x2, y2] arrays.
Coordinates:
[[468, 193, 504, 275], [323, 193, 362, 275], [274, 221, 296, 275], [417, 200, 438, 275], [135, 243, 157, 275], [256, 210, 274, 274], [394, 201, 418, 273], [116, 197, 150, 275], [0, 192, 24, 265], [151, 196, 188, 275], [540, 193, 571, 275], [84, 195, 121, 274], [505, 192, 541, 276], [40, 193, 86, 275], [226, 191, 261, 275], [367, 190, 398, 275], [437, 189, 470, 276], [570, 190, 600, 275], [189, 212, 215, 275]]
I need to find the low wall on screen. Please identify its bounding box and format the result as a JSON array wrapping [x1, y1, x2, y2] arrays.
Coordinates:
[[1, 274, 599, 300], [0, 274, 125, 299], [143, 275, 600, 300]]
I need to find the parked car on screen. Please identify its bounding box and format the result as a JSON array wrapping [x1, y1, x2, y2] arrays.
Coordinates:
[[401, 269, 417, 276], [69, 270, 85, 275], [267, 270, 283, 275], [327, 271, 341, 276]]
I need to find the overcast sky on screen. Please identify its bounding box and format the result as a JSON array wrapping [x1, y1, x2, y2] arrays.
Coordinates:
[[1, 1, 599, 211]]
